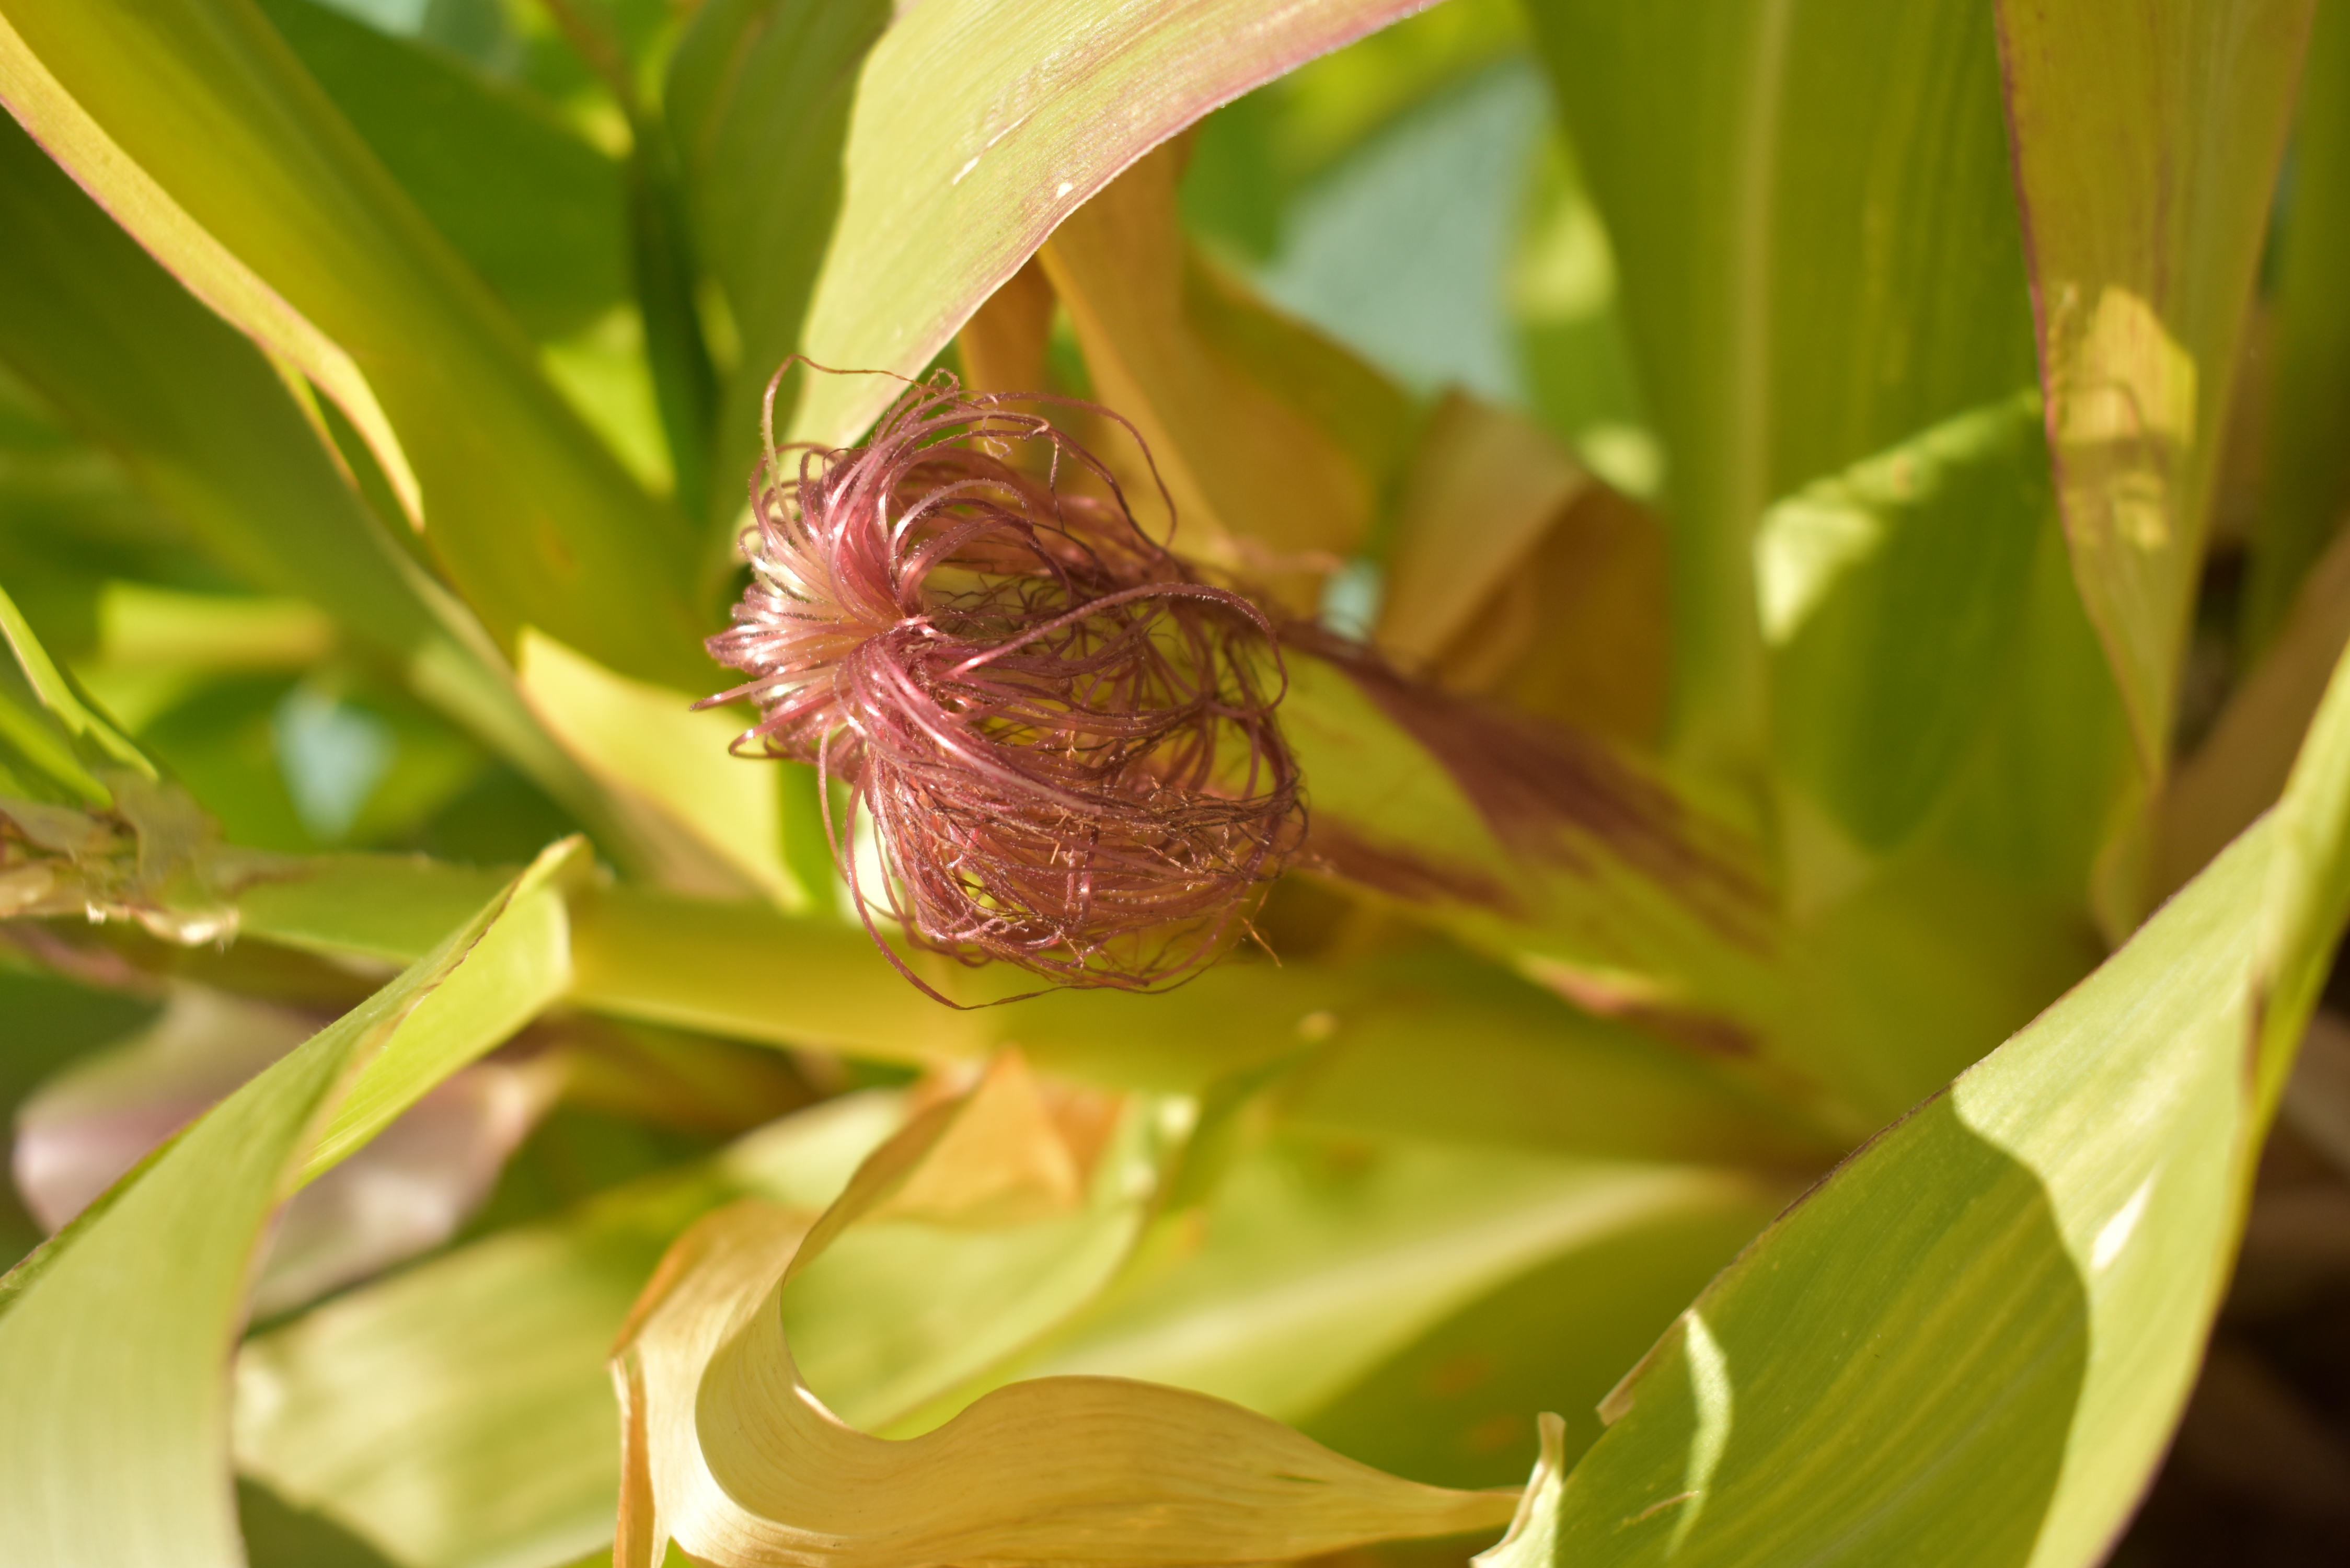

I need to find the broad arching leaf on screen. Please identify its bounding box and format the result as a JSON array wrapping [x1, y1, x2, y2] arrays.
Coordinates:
[[1479, 629, 2350, 1568], [786, 0, 1447, 449], [0, 838, 583, 1568], [0, 0, 708, 688]]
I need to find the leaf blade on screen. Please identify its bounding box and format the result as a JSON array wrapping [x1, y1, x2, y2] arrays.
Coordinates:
[[0, 0, 708, 686], [1996, 0, 2315, 780], [1491, 634, 2350, 1568], [0, 840, 577, 1568], [788, 0, 1442, 448]]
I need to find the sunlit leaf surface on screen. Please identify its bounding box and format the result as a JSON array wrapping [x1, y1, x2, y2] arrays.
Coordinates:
[[0, 2, 2337, 1559], [1490, 633, 2350, 1567], [237, 1093, 906, 1568], [1524, 0, 2042, 791], [615, 1068, 1523, 1568], [1996, 0, 2313, 782], [788, 0, 1447, 449], [0, 840, 576, 1568], [0, 0, 708, 686]]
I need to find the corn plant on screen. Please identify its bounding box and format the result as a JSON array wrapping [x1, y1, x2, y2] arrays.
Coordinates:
[[2, 0, 2347, 1564]]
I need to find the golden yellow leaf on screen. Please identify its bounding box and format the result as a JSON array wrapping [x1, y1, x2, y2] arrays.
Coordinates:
[[613, 1058, 1520, 1568]]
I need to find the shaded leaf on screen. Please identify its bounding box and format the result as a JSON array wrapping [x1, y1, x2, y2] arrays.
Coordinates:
[[1303, 1194, 1784, 1492], [665, 0, 890, 547], [1525, 0, 2042, 790], [254, 0, 628, 342], [2243, 0, 2350, 651], [626, 125, 722, 522], [0, 111, 664, 871], [1929, 511, 2139, 908], [0, 2, 422, 526], [238, 1474, 402, 1568], [1761, 390, 2049, 852], [1486, 633, 2350, 1566], [1996, 0, 2314, 780]]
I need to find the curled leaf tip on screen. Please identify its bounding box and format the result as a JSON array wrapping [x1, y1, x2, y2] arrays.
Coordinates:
[[705, 368, 1305, 999], [615, 1196, 1523, 1568]]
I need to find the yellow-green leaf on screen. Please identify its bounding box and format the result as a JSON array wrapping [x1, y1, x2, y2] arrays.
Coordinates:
[[0, 4, 420, 525], [236, 1092, 907, 1568], [0, 839, 581, 1568], [615, 1106, 1520, 1567], [1484, 628, 2350, 1566], [0, 0, 708, 687], [515, 627, 811, 908], [1996, 0, 2314, 782], [788, 0, 1443, 449]]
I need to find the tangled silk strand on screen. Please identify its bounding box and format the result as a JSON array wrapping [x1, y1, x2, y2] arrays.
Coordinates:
[[704, 371, 1305, 998]]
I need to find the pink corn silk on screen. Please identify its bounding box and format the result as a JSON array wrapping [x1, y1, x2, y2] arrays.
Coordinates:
[[704, 372, 1305, 999]]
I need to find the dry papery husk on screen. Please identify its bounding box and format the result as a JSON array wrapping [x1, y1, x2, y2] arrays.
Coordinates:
[[612, 1055, 1521, 1568]]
